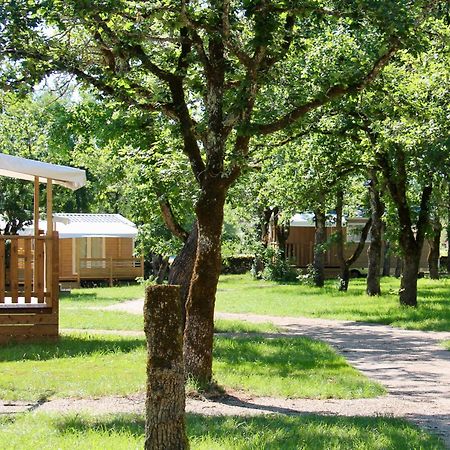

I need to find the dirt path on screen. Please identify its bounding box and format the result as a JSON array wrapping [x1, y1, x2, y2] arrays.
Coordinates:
[[2, 299, 450, 447]]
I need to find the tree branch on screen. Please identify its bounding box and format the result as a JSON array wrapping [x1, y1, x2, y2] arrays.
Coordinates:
[[158, 195, 189, 242], [252, 41, 399, 135]]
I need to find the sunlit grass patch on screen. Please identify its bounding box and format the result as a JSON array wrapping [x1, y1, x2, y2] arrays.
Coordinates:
[[61, 284, 143, 306], [60, 308, 144, 331], [214, 337, 385, 399], [216, 275, 450, 331], [214, 319, 279, 334], [0, 334, 381, 402], [0, 413, 443, 450]]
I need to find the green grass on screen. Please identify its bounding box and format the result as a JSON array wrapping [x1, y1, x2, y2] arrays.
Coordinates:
[[216, 275, 450, 331], [0, 333, 383, 401], [214, 337, 384, 399], [60, 308, 144, 330], [214, 319, 279, 333], [443, 340, 450, 351], [61, 284, 144, 306], [0, 413, 443, 449]]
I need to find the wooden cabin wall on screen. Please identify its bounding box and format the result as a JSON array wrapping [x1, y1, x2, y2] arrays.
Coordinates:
[[58, 237, 136, 281], [286, 226, 431, 271]]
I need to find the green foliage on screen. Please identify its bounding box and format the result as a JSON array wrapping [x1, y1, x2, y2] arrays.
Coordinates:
[[257, 247, 298, 282]]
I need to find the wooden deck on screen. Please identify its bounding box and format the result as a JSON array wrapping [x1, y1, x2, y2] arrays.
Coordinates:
[[0, 234, 59, 343]]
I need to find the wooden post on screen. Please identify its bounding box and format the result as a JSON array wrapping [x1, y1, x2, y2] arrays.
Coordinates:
[[144, 285, 188, 450], [0, 240, 4, 304], [33, 176, 39, 297], [46, 179, 53, 306]]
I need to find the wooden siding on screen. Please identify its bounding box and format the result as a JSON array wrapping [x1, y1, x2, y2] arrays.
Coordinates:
[[286, 226, 431, 270], [59, 237, 142, 282]]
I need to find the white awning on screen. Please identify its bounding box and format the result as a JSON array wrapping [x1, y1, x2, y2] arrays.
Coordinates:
[[0, 153, 86, 190]]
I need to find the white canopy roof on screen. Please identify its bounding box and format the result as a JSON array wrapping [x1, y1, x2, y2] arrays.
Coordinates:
[[0, 153, 86, 190], [18, 214, 138, 239]]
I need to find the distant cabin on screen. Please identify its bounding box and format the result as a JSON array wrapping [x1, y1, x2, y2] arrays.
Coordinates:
[[276, 213, 430, 275], [22, 213, 143, 286]]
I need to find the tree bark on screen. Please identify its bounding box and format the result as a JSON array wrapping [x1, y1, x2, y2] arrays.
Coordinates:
[[400, 252, 420, 307], [382, 241, 391, 276], [144, 285, 188, 450], [183, 183, 227, 383], [378, 147, 432, 307], [394, 257, 403, 278], [168, 222, 198, 326], [366, 172, 384, 296], [427, 217, 441, 280], [313, 209, 326, 287]]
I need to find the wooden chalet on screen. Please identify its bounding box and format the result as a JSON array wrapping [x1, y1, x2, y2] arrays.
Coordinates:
[[0, 153, 86, 343], [281, 213, 430, 274], [21, 214, 144, 286]]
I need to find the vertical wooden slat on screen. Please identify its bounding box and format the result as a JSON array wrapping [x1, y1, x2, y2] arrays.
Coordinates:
[[51, 232, 60, 332], [24, 238, 32, 303], [109, 257, 113, 287], [0, 240, 4, 304], [10, 239, 19, 303], [35, 237, 45, 303]]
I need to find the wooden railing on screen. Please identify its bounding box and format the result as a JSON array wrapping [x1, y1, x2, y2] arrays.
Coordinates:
[[0, 234, 59, 306], [77, 257, 144, 286]]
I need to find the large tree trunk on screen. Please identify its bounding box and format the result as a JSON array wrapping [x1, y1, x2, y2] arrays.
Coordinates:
[[168, 222, 198, 326], [400, 252, 420, 307], [427, 218, 441, 280], [144, 285, 188, 450], [183, 183, 226, 383], [378, 147, 432, 307], [366, 172, 384, 296], [313, 209, 326, 287]]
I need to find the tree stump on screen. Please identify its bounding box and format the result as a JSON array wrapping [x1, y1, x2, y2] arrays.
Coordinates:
[[144, 285, 188, 450]]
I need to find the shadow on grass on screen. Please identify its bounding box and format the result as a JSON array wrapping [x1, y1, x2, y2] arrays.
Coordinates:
[[60, 292, 97, 302], [214, 337, 348, 373], [53, 414, 442, 449], [0, 335, 146, 362]]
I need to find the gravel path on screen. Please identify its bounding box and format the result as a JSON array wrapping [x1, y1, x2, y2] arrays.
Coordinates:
[[2, 299, 449, 447]]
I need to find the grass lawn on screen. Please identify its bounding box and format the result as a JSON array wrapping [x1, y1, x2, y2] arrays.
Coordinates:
[[216, 275, 450, 331], [443, 340, 450, 351], [0, 412, 443, 449], [0, 333, 383, 401], [61, 284, 144, 306]]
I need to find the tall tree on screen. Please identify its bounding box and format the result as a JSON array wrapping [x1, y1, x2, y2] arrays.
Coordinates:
[[1, 0, 440, 381]]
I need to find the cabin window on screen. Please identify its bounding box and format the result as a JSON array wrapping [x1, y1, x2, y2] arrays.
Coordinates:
[[73, 237, 106, 273]]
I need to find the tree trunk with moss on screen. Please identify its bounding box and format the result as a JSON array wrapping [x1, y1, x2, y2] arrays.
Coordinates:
[[183, 182, 227, 383], [144, 285, 188, 450]]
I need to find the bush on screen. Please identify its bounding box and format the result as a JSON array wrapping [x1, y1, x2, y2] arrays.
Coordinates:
[[258, 247, 298, 282]]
